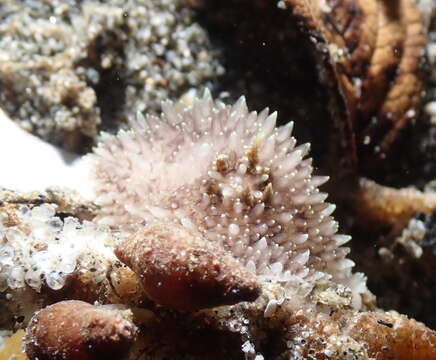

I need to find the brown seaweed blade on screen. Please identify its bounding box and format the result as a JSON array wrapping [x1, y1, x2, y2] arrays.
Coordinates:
[[284, 0, 426, 172]]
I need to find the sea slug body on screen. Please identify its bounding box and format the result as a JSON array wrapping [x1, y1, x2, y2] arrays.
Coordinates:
[[90, 90, 367, 310]]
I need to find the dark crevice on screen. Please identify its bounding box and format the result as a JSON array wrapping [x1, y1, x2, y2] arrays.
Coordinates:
[[77, 22, 129, 137], [196, 0, 334, 171]]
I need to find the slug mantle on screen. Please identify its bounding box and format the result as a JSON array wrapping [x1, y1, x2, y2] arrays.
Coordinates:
[[89, 91, 368, 309]]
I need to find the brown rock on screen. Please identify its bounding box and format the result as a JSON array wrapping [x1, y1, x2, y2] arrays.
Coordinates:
[[353, 177, 436, 229], [345, 311, 436, 360], [279, 308, 436, 360]]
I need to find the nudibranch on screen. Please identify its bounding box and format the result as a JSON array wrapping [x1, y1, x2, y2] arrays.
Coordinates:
[[89, 91, 367, 310]]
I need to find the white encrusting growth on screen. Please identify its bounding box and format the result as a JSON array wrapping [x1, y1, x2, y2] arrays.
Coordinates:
[[0, 204, 116, 292], [90, 91, 367, 308]]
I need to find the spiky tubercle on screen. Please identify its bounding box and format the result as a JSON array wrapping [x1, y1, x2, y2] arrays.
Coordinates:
[[90, 91, 367, 308]]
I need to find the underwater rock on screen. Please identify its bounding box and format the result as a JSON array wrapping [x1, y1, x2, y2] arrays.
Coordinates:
[[0, 200, 145, 329]]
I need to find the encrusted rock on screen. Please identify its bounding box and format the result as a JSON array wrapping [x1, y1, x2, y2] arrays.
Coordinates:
[[0, 202, 146, 328], [0, 0, 223, 151], [344, 311, 436, 360], [0, 187, 97, 222]]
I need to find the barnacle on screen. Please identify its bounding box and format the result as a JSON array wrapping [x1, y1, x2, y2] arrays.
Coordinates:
[[90, 90, 368, 309]]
